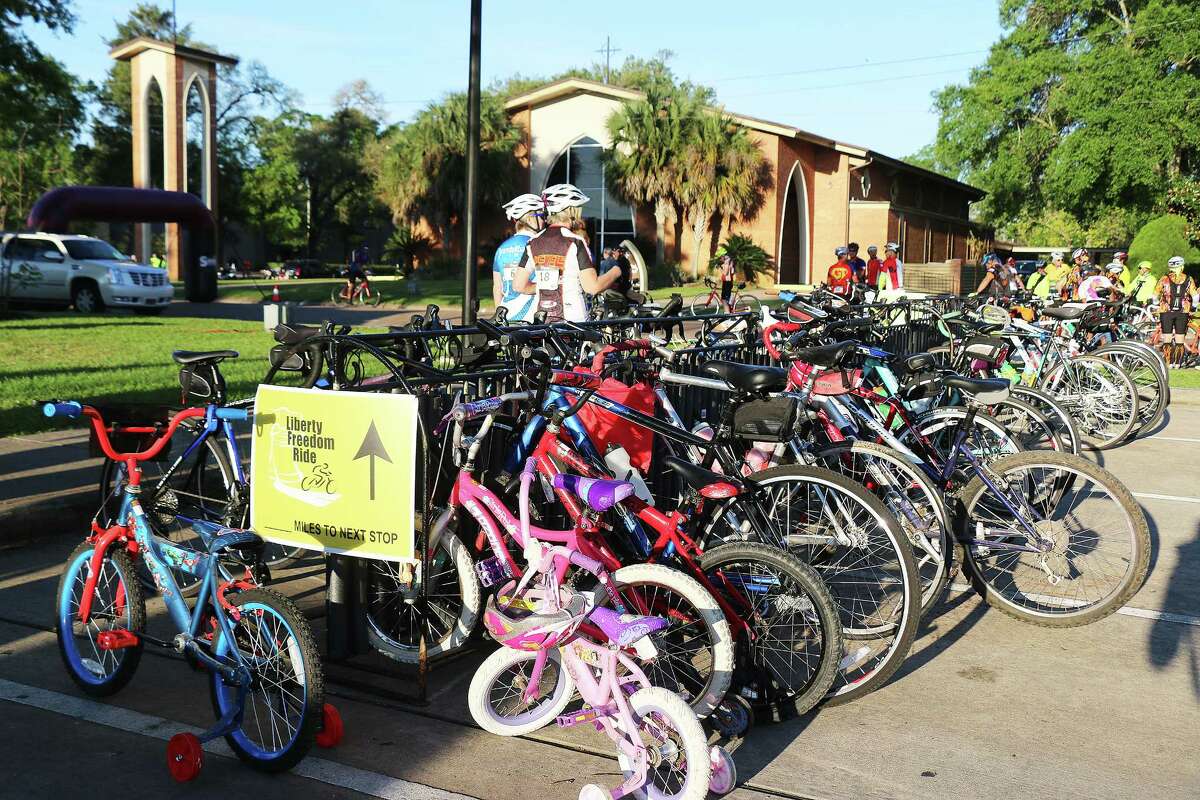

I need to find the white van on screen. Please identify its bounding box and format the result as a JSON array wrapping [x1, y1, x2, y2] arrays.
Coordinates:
[[0, 233, 175, 313]]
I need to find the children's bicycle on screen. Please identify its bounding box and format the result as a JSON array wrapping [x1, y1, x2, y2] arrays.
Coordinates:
[[46, 400, 341, 781], [331, 275, 383, 306]]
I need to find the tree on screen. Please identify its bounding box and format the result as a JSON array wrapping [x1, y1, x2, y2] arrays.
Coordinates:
[[369, 90, 520, 252], [678, 113, 771, 278], [926, 0, 1200, 243], [1128, 214, 1200, 277], [244, 108, 382, 257]]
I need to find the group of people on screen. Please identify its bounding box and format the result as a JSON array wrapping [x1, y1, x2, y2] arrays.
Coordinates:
[[976, 247, 1197, 368], [826, 242, 904, 296]]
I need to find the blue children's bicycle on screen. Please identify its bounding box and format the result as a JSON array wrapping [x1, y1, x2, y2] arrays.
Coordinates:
[[45, 400, 342, 782]]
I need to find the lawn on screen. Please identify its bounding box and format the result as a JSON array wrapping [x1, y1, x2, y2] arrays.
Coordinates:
[[1168, 369, 1200, 389], [0, 313, 284, 437]]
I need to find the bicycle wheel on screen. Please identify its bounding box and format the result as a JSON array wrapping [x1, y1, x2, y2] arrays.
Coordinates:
[[1009, 386, 1081, 456], [700, 543, 841, 716], [468, 647, 574, 736], [209, 588, 323, 772], [689, 293, 717, 316], [1093, 345, 1167, 436], [55, 542, 146, 696], [986, 397, 1063, 452], [98, 430, 235, 596], [813, 441, 952, 613], [608, 563, 734, 718], [733, 294, 761, 314], [1043, 355, 1139, 450], [900, 407, 1021, 483], [613, 687, 711, 800], [958, 451, 1150, 627], [329, 286, 348, 305], [366, 523, 481, 664], [363, 288, 383, 307], [707, 465, 920, 705]]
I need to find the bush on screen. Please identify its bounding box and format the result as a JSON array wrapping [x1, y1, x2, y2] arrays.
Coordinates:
[[1167, 177, 1200, 248], [709, 233, 773, 283], [1127, 214, 1200, 280], [648, 261, 687, 288]]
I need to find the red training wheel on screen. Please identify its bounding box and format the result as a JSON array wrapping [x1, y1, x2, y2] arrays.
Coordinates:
[[315, 703, 344, 748], [166, 732, 203, 782]]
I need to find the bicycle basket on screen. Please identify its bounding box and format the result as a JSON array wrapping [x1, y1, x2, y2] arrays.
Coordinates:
[[810, 367, 863, 397], [732, 395, 799, 442]]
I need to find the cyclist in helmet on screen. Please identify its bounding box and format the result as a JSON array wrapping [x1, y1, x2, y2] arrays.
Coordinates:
[[826, 246, 855, 296], [1078, 262, 1116, 301], [494, 193, 544, 321], [513, 184, 622, 322], [865, 245, 883, 286], [343, 244, 369, 298], [973, 254, 1007, 297], [1156, 256, 1197, 368], [1063, 247, 1089, 299], [846, 243, 867, 282], [880, 242, 903, 291], [1045, 250, 1071, 296], [1126, 260, 1156, 303]]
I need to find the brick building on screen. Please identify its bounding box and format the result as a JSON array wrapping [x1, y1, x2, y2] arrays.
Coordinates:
[[502, 78, 991, 287]]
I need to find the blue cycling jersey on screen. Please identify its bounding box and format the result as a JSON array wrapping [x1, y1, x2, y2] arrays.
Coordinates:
[[493, 233, 534, 320]]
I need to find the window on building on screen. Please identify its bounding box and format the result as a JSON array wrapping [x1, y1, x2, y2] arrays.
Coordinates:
[[545, 137, 634, 253]]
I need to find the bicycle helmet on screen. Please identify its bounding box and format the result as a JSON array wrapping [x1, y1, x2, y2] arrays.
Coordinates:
[[1072, 247, 1088, 260], [867, 244, 878, 254], [503, 193, 546, 221], [541, 183, 590, 214], [482, 583, 589, 650], [1050, 251, 1064, 259], [834, 246, 848, 256], [1114, 251, 1128, 261], [1168, 256, 1186, 269], [1105, 262, 1123, 274], [885, 241, 899, 252]]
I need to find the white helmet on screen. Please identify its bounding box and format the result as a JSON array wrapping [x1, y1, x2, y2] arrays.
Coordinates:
[[1050, 251, 1063, 259], [541, 183, 590, 214], [1105, 262, 1123, 274], [885, 241, 899, 252], [1168, 256, 1186, 268], [503, 193, 545, 221]]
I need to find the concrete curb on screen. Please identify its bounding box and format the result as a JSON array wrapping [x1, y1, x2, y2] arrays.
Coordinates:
[[0, 495, 95, 550]]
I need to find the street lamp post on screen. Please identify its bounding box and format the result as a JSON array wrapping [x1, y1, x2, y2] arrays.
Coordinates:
[[462, 0, 482, 324]]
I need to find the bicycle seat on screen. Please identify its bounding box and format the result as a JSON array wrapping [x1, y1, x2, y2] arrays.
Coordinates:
[[896, 352, 937, 375], [171, 349, 239, 365], [1040, 306, 1085, 321], [702, 361, 787, 393], [588, 605, 669, 647], [938, 375, 1011, 404], [788, 341, 857, 368], [274, 323, 321, 345], [552, 474, 634, 513], [664, 456, 742, 497]]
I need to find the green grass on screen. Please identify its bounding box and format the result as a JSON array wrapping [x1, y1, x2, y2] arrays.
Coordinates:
[[1168, 369, 1200, 389], [0, 313, 285, 437]]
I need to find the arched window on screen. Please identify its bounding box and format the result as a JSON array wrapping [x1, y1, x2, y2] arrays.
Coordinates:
[[545, 137, 634, 254], [184, 78, 207, 201]]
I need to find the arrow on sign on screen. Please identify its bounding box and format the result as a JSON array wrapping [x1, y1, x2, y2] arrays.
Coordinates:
[[353, 420, 392, 501]]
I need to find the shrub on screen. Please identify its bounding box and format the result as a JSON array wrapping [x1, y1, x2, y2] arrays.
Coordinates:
[[648, 261, 687, 288], [709, 233, 773, 283], [1127, 214, 1200, 280]]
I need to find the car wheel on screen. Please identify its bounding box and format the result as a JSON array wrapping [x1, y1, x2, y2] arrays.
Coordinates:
[[72, 281, 105, 313]]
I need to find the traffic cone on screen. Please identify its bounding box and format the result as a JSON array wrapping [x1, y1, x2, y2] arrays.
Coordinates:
[[271, 284, 281, 303]]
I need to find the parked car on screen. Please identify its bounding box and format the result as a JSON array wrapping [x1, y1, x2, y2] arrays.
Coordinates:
[[0, 232, 174, 314], [279, 258, 337, 279], [1014, 260, 1041, 279]]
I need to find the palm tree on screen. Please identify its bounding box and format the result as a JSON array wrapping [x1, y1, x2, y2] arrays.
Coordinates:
[[603, 85, 703, 266], [679, 113, 771, 279]]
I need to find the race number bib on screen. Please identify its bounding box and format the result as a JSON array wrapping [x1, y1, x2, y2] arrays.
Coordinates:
[[502, 266, 518, 285], [536, 267, 560, 290]]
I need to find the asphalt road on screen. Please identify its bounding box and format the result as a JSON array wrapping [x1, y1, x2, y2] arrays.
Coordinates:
[[1, 409, 1198, 799]]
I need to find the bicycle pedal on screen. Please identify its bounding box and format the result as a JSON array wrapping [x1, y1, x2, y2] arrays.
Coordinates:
[[474, 556, 511, 588], [96, 629, 140, 650], [556, 705, 612, 728]]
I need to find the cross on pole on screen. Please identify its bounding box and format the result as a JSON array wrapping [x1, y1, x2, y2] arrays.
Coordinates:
[[596, 36, 621, 84]]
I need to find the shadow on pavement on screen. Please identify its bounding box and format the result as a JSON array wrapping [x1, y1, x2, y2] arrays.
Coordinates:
[[1148, 524, 1200, 699]]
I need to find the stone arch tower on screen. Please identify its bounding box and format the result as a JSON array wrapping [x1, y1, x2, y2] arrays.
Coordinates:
[[110, 37, 238, 280]]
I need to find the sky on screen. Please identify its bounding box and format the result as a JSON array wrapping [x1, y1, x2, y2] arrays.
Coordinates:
[[23, 0, 1006, 159]]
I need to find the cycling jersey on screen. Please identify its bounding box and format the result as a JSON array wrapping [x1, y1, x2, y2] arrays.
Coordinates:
[[866, 258, 884, 285], [1125, 274, 1155, 303], [492, 232, 534, 321], [517, 224, 593, 322], [880, 256, 903, 291], [847, 256, 867, 281], [1026, 271, 1051, 299], [1158, 274, 1198, 313], [827, 262, 854, 296]]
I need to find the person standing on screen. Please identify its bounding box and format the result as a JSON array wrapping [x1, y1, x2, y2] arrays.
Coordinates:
[[513, 184, 621, 323], [493, 193, 544, 321], [1025, 262, 1052, 299], [719, 254, 736, 308], [846, 243, 867, 283], [880, 242, 903, 291], [826, 246, 855, 296], [1156, 256, 1197, 368], [1125, 260, 1157, 303], [1044, 251, 1071, 296], [865, 245, 883, 286], [1064, 247, 1089, 300], [1003, 256, 1025, 292], [974, 254, 1004, 297]]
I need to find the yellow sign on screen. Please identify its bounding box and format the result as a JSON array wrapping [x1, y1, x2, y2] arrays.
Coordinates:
[[250, 384, 418, 562]]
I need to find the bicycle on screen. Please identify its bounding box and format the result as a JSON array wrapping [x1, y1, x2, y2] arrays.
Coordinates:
[[46, 400, 341, 782], [331, 274, 383, 306], [689, 277, 760, 316]]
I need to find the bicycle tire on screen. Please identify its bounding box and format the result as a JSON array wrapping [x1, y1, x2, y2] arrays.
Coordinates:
[[55, 541, 146, 696], [986, 397, 1063, 452], [330, 287, 348, 305], [609, 562, 734, 718], [735, 294, 762, 314], [468, 646, 574, 736], [707, 464, 920, 705], [812, 440, 952, 614], [209, 587, 324, 772], [957, 451, 1150, 627], [1009, 385, 1081, 456], [699, 543, 841, 716], [1092, 344, 1167, 436], [901, 407, 1022, 476], [614, 688, 712, 800], [689, 293, 716, 316], [1042, 355, 1139, 450]]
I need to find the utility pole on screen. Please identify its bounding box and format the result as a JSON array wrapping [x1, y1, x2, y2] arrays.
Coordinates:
[[462, 0, 482, 324], [596, 36, 621, 84]]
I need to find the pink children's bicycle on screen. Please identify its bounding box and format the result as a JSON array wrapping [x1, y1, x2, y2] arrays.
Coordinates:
[[467, 458, 735, 800]]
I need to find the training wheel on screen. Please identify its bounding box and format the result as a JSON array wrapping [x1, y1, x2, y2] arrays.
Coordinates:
[[709, 695, 754, 738], [315, 703, 344, 748], [578, 784, 611, 800], [709, 746, 738, 796], [166, 733, 203, 782]]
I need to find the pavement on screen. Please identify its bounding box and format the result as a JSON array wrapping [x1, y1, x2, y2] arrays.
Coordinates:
[[0, 403, 1198, 798], [162, 297, 467, 328]]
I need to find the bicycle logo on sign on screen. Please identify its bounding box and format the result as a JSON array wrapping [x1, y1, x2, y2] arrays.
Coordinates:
[[301, 463, 338, 494]]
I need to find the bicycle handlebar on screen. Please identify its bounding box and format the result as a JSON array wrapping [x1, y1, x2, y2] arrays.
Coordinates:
[[43, 402, 209, 462], [42, 401, 82, 419]]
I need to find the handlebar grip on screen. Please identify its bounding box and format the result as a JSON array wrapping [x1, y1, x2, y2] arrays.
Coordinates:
[[215, 408, 250, 422], [42, 401, 82, 419], [568, 549, 604, 575]]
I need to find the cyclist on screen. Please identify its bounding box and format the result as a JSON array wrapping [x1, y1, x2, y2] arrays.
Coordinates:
[[1062, 247, 1089, 300], [846, 242, 867, 282], [719, 253, 736, 308], [1045, 250, 1071, 296], [343, 244, 369, 299], [865, 244, 883, 286], [974, 253, 1005, 297], [1025, 261, 1052, 299], [1077, 262, 1115, 301], [494, 193, 544, 321], [1126, 260, 1157, 303], [826, 246, 855, 296], [1156, 256, 1197, 368], [880, 242, 903, 291], [513, 184, 621, 323]]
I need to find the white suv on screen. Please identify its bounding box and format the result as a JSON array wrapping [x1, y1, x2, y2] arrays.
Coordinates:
[[0, 233, 175, 314]]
